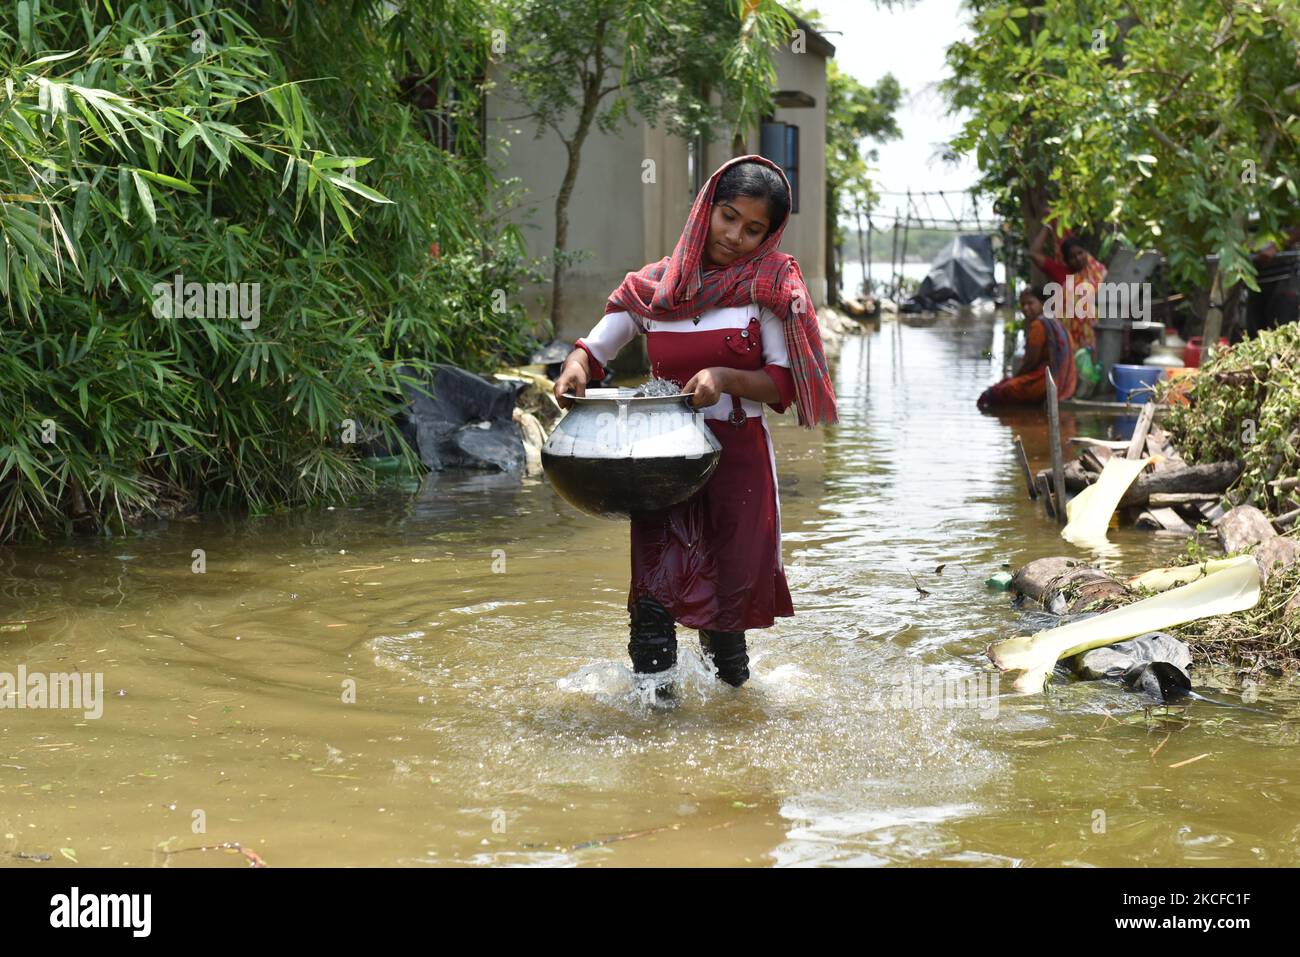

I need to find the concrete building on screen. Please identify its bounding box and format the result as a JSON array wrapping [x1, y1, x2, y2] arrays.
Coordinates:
[[485, 12, 835, 370]]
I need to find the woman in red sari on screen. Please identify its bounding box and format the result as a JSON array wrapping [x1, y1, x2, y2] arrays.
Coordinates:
[[978, 286, 1076, 408], [553, 155, 837, 694], [1029, 224, 1108, 354]]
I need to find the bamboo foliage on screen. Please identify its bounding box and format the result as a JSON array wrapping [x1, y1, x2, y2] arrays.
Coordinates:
[[0, 1, 541, 540]]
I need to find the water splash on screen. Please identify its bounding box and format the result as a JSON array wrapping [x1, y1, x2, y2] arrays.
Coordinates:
[[632, 376, 684, 397]]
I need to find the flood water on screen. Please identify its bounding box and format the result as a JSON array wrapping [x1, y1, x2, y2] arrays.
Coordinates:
[[3, 310, 1298, 867]]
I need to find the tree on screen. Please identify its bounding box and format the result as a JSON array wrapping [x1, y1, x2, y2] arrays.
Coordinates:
[[488, 0, 797, 334], [943, 0, 1300, 292]]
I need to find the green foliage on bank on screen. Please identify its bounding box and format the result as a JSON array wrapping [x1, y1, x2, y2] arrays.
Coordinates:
[[1165, 323, 1300, 516], [0, 1, 540, 540]]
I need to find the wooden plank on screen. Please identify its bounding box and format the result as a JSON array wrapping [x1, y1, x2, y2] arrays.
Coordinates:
[[1060, 397, 1168, 415], [1012, 435, 1037, 500], [1126, 401, 1157, 459], [1274, 507, 1300, 530], [1046, 369, 1068, 526], [1068, 437, 1130, 450], [1196, 501, 1227, 526], [1136, 507, 1194, 534], [1081, 447, 1111, 474], [1117, 461, 1241, 508], [1036, 472, 1057, 519], [1148, 492, 1223, 506], [1063, 459, 1095, 491]]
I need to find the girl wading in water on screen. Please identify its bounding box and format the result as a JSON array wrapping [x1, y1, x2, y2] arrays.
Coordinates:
[[553, 155, 838, 693]]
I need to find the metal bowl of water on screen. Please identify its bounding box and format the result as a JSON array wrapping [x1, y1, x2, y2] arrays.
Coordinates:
[[541, 387, 722, 519]]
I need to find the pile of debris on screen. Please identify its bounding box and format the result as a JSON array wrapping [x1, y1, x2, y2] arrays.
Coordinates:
[[1004, 546, 1294, 684], [1025, 401, 1242, 535], [1164, 321, 1300, 518]]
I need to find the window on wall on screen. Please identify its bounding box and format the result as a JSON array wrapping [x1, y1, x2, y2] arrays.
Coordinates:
[[687, 132, 705, 197], [759, 119, 799, 214]]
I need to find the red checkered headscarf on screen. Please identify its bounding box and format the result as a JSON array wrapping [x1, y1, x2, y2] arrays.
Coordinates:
[[603, 154, 838, 428]]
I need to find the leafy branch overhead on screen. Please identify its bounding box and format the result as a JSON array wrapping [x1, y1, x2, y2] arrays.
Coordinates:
[[943, 0, 1300, 290]]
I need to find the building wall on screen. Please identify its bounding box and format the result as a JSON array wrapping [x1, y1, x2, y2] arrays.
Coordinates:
[[485, 42, 829, 364], [763, 43, 829, 306], [484, 63, 650, 350]]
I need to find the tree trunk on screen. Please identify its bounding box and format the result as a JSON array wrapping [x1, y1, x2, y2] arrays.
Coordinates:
[[1020, 11, 1052, 290], [1020, 184, 1050, 288], [1118, 461, 1242, 508], [548, 19, 608, 337]]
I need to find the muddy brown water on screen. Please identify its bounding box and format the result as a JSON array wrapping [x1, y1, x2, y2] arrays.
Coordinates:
[[2, 311, 1297, 867]]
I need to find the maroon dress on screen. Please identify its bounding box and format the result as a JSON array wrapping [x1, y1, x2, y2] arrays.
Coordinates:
[[575, 304, 798, 632]]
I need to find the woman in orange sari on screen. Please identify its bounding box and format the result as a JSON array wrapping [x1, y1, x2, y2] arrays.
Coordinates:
[[978, 286, 1077, 408]]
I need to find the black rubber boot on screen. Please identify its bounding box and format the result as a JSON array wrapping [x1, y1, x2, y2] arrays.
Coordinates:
[[699, 629, 749, 687], [629, 596, 677, 698]]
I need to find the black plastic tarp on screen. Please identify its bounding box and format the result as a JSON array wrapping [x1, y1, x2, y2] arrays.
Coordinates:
[[901, 234, 996, 313], [394, 363, 525, 473]]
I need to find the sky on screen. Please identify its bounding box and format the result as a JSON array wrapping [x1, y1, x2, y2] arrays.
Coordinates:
[[807, 0, 994, 227]]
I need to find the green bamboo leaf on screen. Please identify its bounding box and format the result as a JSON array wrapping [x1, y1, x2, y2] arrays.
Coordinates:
[[294, 156, 309, 214], [306, 159, 321, 199], [6, 102, 38, 142], [71, 182, 90, 240], [230, 138, 273, 172], [132, 168, 198, 194], [71, 87, 128, 140], [25, 50, 79, 67], [313, 156, 370, 171], [195, 124, 230, 167], [324, 183, 356, 239], [64, 114, 79, 162], [74, 95, 113, 147], [17, 1, 33, 51], [12, 449, 48, 498], [288, 84, 305, 145], [326, 174, 393, 205], [131, 170, 156, 225], [117, 166, 131, 221], [206, 121, 248, 140]]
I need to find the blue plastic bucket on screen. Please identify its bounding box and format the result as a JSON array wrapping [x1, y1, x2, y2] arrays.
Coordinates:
[[1109, 364, 1162, 403]]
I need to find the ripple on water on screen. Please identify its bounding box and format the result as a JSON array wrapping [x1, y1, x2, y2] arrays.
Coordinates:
[[6, 312, 1294, 867]]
